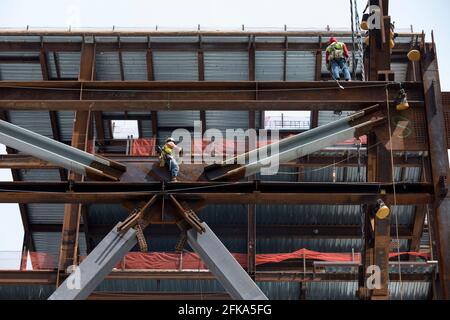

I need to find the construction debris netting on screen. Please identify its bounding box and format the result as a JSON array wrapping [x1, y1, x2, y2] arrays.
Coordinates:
[[28, 249, 428, 270]]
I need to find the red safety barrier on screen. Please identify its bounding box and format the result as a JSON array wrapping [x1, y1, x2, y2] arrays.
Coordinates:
[[130, 138, 158, 156], [29, 249, 429, 270]]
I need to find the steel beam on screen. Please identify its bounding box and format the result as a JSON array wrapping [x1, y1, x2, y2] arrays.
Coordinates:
[[206, 106, 384, 180], [0, 181, 434, 205], [48, 224, 137, 300], [187, 223, 268, 300], [0, 154, 424, 169], [0, 270, 431, 286], [28, 223, 414, 239], [0, 118, 126, 180], [0, 81, 425, 111]]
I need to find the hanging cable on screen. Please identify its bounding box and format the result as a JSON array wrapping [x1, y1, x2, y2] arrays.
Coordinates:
[[354, 0, 366, 81], [385, 85, 404, 300], [350, 0, 357, 80]]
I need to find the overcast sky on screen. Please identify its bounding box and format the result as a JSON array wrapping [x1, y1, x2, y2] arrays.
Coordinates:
[[0, 0, 449, 267]]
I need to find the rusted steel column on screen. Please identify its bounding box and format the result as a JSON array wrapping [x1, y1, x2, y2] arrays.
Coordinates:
[[421, 40, 450, 299], [247, 204, 256, 279], [57, 40, 96, 281], [367, 0, 392, 81], [359, 133, 392, 300], [57, 111, 91, 278]]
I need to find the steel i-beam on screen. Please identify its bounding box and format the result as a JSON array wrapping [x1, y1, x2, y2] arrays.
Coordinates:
[[187, 223, 268, 300], [0, 119, 126, 180], [48, 223, 137, 300]]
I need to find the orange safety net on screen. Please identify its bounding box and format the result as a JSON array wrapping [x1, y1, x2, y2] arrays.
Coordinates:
[[29, 249, 429, 270]]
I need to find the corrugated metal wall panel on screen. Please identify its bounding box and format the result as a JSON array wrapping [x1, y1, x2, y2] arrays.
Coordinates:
[[257, 282, 301, 300], [95, 52, 121, 80], [256, 205, 362, 226], [103, 119, 112, 139], [122, 51, 147, 80], [19, 169, 60, 181], [392, 62, 408, 82], [255, 51, 284, 81], [255, 36, 285, 43], [95, 36, 118, 43], [27, 204, 65, 224], [306, 281, 358, 300], [204, 52, 248, 80], [57, 111, 75, 141], [151, 36, 199, 43], [389, 282, 431, 300], [286, 51, 315, 81], [120, 36, 148, 43], [202, 36, 248, 43], [0, 285, 54, 300], [0, 36, 41, 42], [157, 110, 200, 127], [205, 111, 248, 131], [140, 120, 153, 138], [88, 204, 129, 225], [45, 52, 81, 79], [153, 52, 198, 80], [392, 206, 416, 226], [288, 36, 320, 43], [32, 232, 87, 262], [0, 63, 43, 80], [96, 279, 224, 293], [8, 111, 53, 138], [199, 204, 247, 226], [42, 36, 83, 42]]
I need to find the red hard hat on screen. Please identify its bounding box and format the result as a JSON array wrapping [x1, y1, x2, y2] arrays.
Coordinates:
[[329, 37, 338, 44]]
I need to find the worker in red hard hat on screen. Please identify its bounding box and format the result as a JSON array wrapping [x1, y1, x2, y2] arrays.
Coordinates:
[[326, 37, 351, 81]]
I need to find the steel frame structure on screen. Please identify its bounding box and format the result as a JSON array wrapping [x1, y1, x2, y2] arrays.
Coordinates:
[[0, 1, 449, 300]]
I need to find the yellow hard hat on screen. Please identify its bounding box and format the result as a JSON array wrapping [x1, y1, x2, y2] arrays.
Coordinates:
[[376, 205, 391, 220], [390, 39, 395, 49], [396, 100, 410, 111], [407, 49, 421, 62], [361, 13, 369, 31], [375, 200, 391, 220]]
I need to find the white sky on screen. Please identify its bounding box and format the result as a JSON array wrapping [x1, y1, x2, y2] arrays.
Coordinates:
[[0, 0, 449, 265]]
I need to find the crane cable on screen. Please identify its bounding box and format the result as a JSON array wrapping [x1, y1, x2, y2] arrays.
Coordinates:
[[385, 85, 404, 300]]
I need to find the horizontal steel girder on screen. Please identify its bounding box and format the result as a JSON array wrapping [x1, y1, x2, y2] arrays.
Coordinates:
[[0, 181, 434, 205], [0, 81, 424, 111]]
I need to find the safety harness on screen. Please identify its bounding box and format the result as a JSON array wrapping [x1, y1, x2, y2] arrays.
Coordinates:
[[327, 42, 346, 61]]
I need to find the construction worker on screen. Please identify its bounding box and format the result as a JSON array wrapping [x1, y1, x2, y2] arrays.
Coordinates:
[[326, 37, 351, 82], [160, 137, 182, 182]]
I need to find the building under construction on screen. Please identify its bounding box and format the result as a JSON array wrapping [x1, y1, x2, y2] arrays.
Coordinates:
[[0, 1, 449, 301]]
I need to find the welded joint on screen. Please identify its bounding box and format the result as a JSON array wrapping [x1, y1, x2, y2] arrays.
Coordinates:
[[170, 195, 205, 233]]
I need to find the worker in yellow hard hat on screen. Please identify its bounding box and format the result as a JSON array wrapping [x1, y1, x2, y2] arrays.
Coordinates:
[[160, 137, 183, 182], [326, 37, 352, 81]]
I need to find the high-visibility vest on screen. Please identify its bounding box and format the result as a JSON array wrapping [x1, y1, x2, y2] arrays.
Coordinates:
[[326, 42, 345, 60], [163, 143, 173, 155]]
